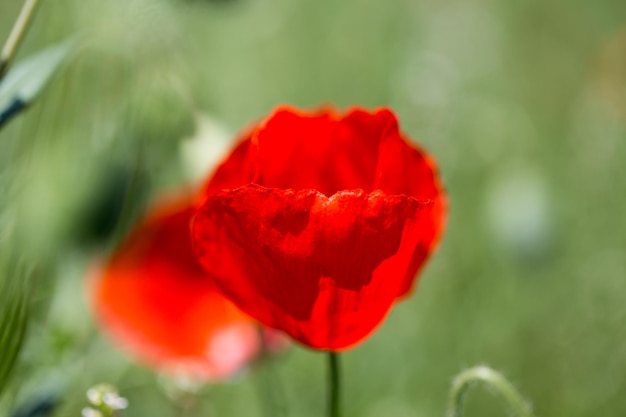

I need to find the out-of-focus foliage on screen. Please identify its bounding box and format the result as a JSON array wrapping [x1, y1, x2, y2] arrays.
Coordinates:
[[0, 253, 30, 397], [0, 39, 74, 130], [0, 0, 626, 416], [8, 392, 58, 417]]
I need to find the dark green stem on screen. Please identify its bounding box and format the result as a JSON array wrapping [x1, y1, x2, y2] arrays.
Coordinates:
[[446, 366, 536, 417], [327, 352, 341, 417]]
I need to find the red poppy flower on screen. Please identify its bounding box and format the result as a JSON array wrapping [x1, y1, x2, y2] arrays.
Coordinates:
[[192, 106, 447, 351], [91, 194, 275, 380]]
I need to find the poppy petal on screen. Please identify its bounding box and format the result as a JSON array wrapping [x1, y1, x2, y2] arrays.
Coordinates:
[[199, 132, 256, 201], [375, 123, 448, 296], [192, 185, 435, 350], [250, 107, 396, 196], [92, 196, 260, 380]]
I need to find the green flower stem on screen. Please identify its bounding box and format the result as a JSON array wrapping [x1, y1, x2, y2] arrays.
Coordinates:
[[446, 365, 536, 417], [328, 352, 342, 417], [0, 0, 43, 80]]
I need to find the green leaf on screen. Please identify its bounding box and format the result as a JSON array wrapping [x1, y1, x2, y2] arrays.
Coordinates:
[[0, 39, 75, 130], [0, 260, 31, 398]]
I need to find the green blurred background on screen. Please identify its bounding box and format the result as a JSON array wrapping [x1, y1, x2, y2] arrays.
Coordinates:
[[1, 0, 626, 416]]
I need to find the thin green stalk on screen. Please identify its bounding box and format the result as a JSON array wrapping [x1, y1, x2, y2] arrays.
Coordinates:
[[446, 365, 536, 417], [0, 0, 43, 81], [327, 352, 342, 417]]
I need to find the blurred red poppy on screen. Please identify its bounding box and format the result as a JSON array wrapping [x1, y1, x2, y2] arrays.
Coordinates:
[[91, 194, 277, 380], [192, 106, 447, 351]]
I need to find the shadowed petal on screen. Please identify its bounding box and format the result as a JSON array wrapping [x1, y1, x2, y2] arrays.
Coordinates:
[[192, 185, 434, 350]]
